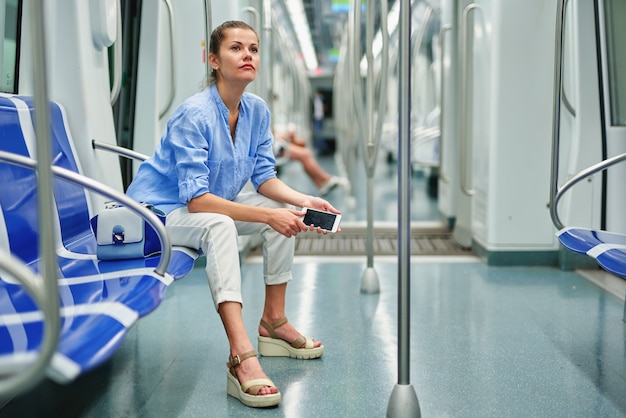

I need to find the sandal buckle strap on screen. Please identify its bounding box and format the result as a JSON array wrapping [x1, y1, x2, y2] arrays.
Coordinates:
[[227, 354, 241, 369], [260, 317, 289, 339], [227, 350, 257, 369], [260, 317, 319, 350]]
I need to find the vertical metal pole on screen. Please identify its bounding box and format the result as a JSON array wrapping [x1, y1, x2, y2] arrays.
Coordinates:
[[0, 0, 61, 400], [203, 0, 213, 83], [263, 0, 273, 119], [360, 0, 381, 294], [365, 0, 375, 271], [387, 0, 420, 415], [549, 0, 567, 230], [358, 0, 390, 295], [32, 0, 61, 370]]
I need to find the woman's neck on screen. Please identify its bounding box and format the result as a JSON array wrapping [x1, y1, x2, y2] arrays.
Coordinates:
[[216, 82, 246, 114]]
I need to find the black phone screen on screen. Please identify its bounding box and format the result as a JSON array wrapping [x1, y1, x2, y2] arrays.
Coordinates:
[[303, 209, 336, 230]]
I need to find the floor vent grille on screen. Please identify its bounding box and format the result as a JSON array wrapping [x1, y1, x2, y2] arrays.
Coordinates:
[[250, 227, 471, 257]]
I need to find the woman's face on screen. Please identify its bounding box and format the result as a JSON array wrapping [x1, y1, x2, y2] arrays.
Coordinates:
[[210, 28, 259, 87]]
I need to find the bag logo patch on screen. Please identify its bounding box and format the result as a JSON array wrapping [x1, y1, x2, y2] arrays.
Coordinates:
[[112, 225, 125, 245]]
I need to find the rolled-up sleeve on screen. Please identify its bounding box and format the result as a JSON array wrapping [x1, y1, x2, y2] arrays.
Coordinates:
[[167, 106, 212, 203], [250, 107, 277, 190]]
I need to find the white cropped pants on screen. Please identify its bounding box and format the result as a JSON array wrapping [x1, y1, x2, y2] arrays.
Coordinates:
[[166, 193, 294, 310]]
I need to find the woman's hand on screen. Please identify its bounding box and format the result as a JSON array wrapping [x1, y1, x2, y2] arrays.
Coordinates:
[[267, 208, 310, 238], [256, 180, 342, 235], [299, 196, 342, 234], [300, 196, 340, 215]]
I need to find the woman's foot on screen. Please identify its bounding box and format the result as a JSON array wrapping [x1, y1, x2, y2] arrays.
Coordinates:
[[226, 350, 281, 407], [230, 351, 278, 396], [258, 317, 322, 349], [258, 317, 324, 359]]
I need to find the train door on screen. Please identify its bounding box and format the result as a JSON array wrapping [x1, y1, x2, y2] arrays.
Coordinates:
[[553, 0, 604, 233], [122, 0, 208, 173], [439, 0, 481, 248], [460, 0, 490, 248], [597, 0, 626, 233], [553, 0, 626, 236]]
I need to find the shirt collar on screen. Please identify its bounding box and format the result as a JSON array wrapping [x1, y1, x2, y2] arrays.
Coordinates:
[[209, 84, 230, 118]]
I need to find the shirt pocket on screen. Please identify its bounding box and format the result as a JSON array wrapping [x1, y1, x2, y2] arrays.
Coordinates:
[[207, 159, 222, 188], [240, 156, 256, 181]]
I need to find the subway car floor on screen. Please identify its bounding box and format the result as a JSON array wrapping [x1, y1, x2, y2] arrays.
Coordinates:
[[2, 152, 626, 417]]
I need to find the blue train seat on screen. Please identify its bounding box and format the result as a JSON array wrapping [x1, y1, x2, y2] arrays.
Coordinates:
[[557, 227, 626, 279], [0, 95, 197, 383]]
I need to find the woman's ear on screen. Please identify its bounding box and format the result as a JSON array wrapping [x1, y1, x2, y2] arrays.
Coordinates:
[[208, 54, 219, 70]]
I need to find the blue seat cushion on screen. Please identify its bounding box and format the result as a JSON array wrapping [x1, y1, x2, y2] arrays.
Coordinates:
[[557, 227, 626, 279]]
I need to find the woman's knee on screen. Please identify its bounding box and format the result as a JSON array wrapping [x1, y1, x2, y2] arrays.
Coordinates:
[[168, 211, 238, 249], [199, 213, 238, 243]]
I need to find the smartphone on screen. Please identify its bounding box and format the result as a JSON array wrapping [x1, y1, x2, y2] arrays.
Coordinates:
[[302, 208, 341, 233]]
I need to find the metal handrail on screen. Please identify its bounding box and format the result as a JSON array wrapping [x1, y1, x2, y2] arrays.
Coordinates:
[[92, 139, 149, 161], [241, 6, 262, 101], [263, 0, 273, 116], [351, 0, 366, 150], [353, 0, 390, 173], [0, 0, 60, 401], [460, 4, 481, 197], [411, 127, 442, 167], [0, 151, 172, 277], [0, 250, 53, 399], [549, 0, 569, 230], [369, 0, 390, 161], [334, 28, 356, 189], [351, 0, 390, 294], [241, 6, 261, 31], [158, 0, 176, 119], [549, 0, 624, 232], [560, 0, 575, 120], [203, 0, 213, 82], [407, 5, 435, 170], [409, 5, 434, 98], [439, 24, 452, 183], [110, 0, 122, 104], [336, 12, 350, 155], [552, 152, 626, 230]]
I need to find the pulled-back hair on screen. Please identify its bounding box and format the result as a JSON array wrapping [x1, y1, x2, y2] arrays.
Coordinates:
[[207, 21, 259, 85]]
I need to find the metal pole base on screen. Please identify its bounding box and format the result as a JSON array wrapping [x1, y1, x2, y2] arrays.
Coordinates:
[[387, 384, 420, 417], [360, 267, 380, 294]]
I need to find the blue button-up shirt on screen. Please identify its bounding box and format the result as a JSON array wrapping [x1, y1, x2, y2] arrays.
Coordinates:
[[126, 84, 277, 214]]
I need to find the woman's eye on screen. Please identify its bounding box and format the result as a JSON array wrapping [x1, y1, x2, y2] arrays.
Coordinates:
[[251, 47, 258, 53], [231, 45, 240, 51]]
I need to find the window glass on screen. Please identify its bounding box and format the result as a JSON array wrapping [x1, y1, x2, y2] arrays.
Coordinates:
[[1, 0, 21, 93], [604, 0, 626, 126]]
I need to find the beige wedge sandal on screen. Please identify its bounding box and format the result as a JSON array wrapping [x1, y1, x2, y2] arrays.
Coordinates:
[[257, 317, 324, 359], [226, 350, 281, 408]]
